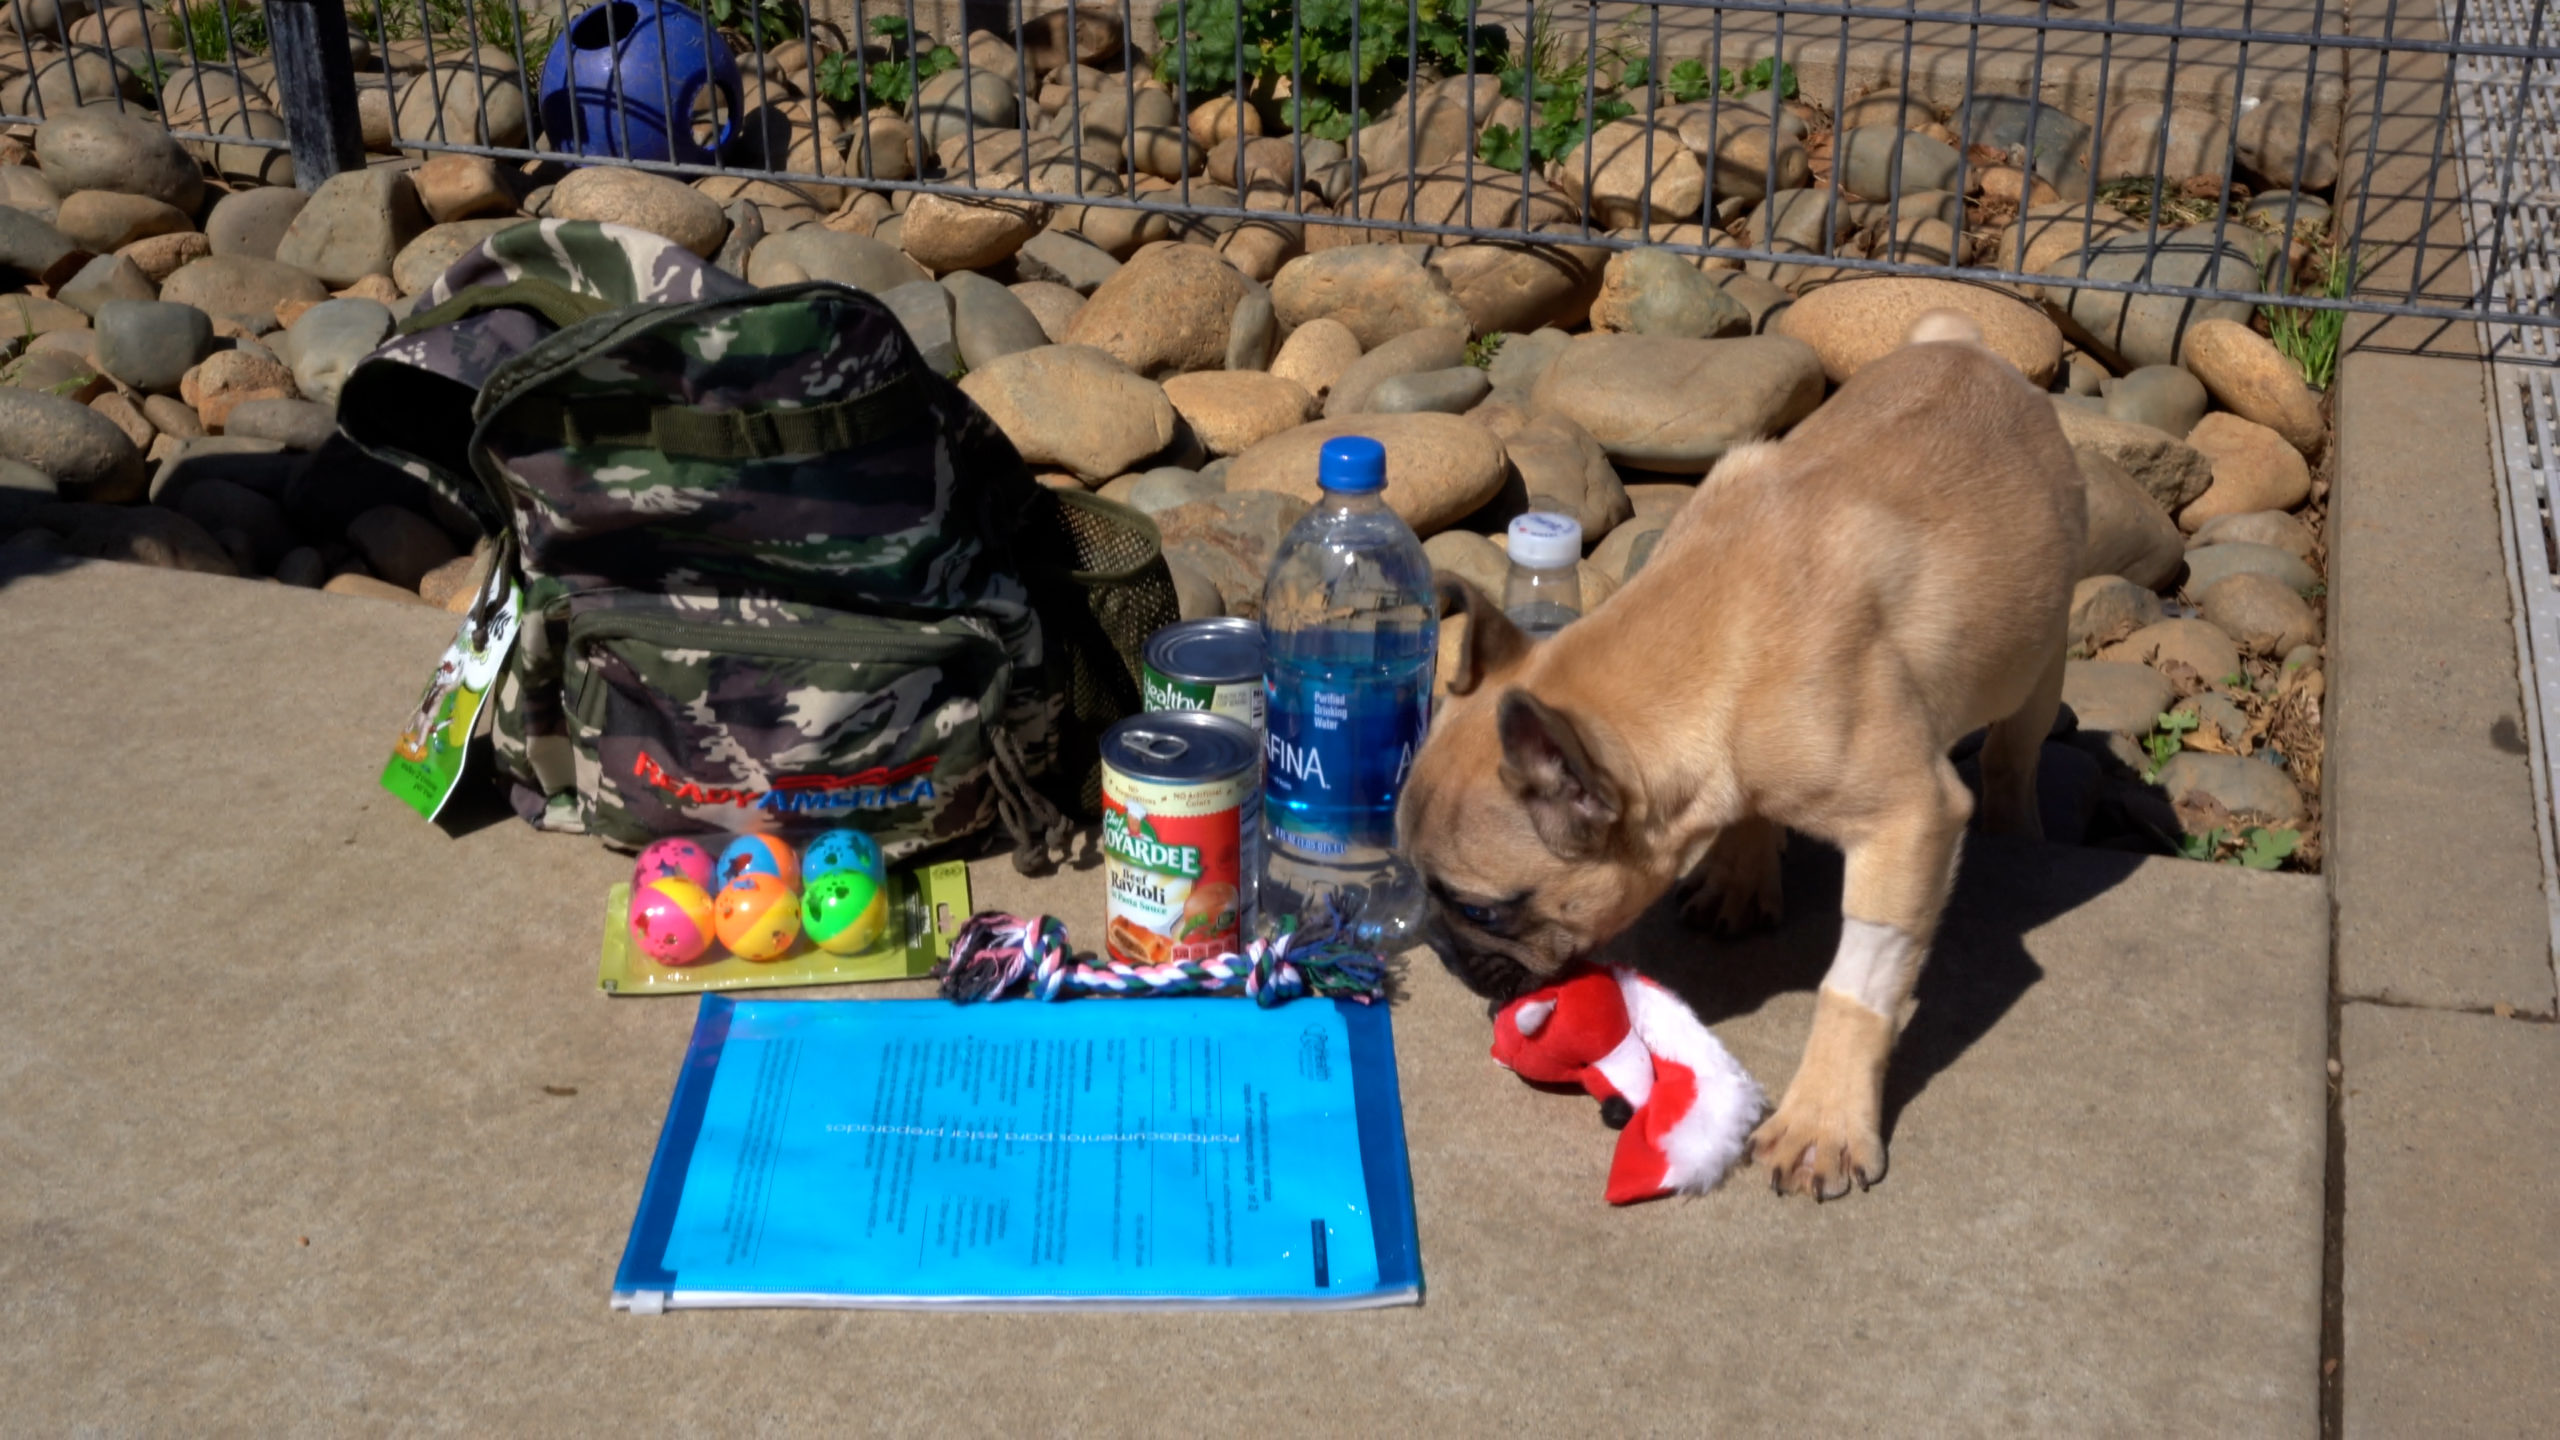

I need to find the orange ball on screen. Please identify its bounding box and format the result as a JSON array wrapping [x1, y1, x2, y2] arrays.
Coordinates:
[[714, 873, 801, 961]]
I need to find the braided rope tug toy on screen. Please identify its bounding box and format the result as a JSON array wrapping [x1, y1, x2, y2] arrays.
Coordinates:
[[937, 902, 1389, 1007]]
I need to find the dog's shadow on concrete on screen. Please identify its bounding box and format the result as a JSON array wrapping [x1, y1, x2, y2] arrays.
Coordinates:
[[1601, 834, 2143, 1142]]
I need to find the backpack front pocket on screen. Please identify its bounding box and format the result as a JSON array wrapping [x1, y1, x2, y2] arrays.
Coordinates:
[[563, 593, 1012, 856]]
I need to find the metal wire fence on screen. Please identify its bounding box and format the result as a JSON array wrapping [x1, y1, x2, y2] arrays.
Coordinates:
[[0, 0, 2548, 337]]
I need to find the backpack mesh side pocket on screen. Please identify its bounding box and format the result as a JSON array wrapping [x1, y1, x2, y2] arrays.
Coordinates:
[[1021, 488, 1182, 817]]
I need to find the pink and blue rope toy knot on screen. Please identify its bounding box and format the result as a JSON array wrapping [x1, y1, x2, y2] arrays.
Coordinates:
[[937, 905, 1388, 1007]]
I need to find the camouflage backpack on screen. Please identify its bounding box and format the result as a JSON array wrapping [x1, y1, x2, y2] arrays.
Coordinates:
[[339, 221, 1177, 870]]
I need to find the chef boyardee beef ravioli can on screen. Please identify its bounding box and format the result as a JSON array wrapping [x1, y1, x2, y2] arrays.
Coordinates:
[[1100, 710, 1260, 969], [1140, 618, 1266, 733]]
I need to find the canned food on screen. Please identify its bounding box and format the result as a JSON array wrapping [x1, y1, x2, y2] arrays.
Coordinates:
[[1141, 618, 1266, 732], [1100, 710, 1260, 969]]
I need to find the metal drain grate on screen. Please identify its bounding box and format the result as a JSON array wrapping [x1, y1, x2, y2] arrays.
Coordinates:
[[2451, 0, 2560, 959]]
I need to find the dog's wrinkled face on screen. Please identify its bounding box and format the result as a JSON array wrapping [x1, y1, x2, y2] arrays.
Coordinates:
[[1399, 582, 1671, 1003]]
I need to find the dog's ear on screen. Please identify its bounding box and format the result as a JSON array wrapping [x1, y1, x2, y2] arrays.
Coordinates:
[[1496, 688, 1624, 858], [1437, 573, 1532, 696]]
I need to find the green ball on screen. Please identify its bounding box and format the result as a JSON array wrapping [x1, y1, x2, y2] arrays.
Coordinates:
[[802, 871, 889, 955]]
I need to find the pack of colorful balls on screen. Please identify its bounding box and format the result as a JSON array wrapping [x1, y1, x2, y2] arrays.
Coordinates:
[[596, 829, 974, 995]]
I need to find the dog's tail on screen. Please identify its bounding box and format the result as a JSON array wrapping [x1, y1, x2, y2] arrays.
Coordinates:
[[1905, 308, 1984, 347]]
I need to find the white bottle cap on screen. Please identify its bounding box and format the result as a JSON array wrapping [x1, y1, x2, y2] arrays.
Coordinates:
[[1507, 511, 1582, 569]]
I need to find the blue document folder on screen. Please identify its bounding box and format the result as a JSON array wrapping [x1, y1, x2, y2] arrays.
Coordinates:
[[613, 994, 1423, 1311]]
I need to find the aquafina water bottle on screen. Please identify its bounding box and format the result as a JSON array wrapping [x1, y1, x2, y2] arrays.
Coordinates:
[[1258, 436, 1438, 945]]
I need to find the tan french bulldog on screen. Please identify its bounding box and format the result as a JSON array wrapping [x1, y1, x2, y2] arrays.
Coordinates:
[[1401, 312, 2086, 1200]]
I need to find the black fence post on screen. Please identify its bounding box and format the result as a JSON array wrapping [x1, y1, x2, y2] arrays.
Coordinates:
[[266, 0, 369, 193]]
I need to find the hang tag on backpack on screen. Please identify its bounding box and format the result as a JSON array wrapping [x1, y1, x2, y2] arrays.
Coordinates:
[[380, 583, 521, 822]]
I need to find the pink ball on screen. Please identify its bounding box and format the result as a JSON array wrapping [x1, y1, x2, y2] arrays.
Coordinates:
[[634, 836, 715, 890], [629, 877, 716, 965]]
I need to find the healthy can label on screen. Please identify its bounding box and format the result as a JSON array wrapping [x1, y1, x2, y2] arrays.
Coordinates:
[[1100, 712, 1260, 969], [1140, 618, 1267, 733]]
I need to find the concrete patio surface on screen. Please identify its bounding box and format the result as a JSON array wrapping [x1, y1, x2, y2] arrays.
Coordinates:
[[0, 555, 2331, 1432], [2327, 342, 2560, 1436], [2340, 1004, 2560, 1439], [7, 2, 2553, 1428], [2329, 349, 2555, 1016], [2316, 13, 2560, 1425]]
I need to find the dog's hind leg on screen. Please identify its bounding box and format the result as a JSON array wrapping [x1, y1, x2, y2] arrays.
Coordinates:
[[1677, 816, 1786, 936], [1977, 637, 2065, 840], [1751, 757, 1970, 1200]]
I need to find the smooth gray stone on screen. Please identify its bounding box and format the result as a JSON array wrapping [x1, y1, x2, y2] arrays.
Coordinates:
[[2182, 540, 2321, 596], [1837, 126, 1961, 198], [0, 203, 85, 286], [713, 199, 762, 281], [222, 397, 340, 452], [2054, 231, 2259, 369], [2101, 364, 2210, 439], [1486, 327, 1572, 393], [2244, 190, 2331, 226], [284, 298, 395, 408], [1014, 228, 1121, 295], [55, 252, 155, 317], [942, 269, 1051, 371], [1956, 95, 2093, 194], [745, 228, 931, 293], [1368, 365, 1492, 415], [1097, 465, 1223, 516], [1225, 289, 1274, 373], [880, 280, 960, 374], [204, 185, 310, 261], [1606, 249, 1750, 339], [0, 387, 144, 502], [93, 299, 213, 395]]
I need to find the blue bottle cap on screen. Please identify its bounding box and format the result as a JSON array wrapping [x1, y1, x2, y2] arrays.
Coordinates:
[[1317, 435, 1388, 494]]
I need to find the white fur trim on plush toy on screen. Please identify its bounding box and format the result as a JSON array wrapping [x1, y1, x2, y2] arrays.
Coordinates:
[[1592, 1029, 1655, 1108], [1617, 969, 1767, 1196]]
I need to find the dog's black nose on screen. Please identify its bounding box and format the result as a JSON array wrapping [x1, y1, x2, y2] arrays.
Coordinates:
[[1423, 922, 1535, 1005]]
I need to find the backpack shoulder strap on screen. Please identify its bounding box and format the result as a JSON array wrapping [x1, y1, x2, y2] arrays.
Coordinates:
[[397, 275, 620, 338], [493, 368, 922, 459]]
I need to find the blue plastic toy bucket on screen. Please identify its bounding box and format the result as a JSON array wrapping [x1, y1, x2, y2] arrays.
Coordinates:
[[539, 0, 742, 165]]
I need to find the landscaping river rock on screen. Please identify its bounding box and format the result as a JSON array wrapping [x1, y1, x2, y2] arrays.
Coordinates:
[[0, 38, 2342, 871], [1531, 333, 1827, 472]]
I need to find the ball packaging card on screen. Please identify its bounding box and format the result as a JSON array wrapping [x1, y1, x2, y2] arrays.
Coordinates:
[[380, 585, 520, 822]]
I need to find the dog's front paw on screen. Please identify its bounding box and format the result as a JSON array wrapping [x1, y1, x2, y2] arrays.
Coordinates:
[[1748, 1092, 1884, 1201]]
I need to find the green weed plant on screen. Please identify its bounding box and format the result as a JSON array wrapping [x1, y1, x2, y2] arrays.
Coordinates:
[[175, 0, 269, 60], [814, 15, 957, 113], [2264, 242, 2355, 391], [1150, 0, 1507, 141], [1478, 50, 1797, 171]]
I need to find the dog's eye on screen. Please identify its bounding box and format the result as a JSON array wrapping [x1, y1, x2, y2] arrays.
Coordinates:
[[1456, 902, 1502, 928]]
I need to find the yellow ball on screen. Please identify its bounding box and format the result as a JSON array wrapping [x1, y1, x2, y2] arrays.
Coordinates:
[[714, 873, 801, 961], [628, 877, 716, 965]]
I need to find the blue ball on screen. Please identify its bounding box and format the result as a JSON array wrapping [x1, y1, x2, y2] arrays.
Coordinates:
[[715, 833, 798, 888], [803, 828, 883, 882], [539, 0, 741, 165]]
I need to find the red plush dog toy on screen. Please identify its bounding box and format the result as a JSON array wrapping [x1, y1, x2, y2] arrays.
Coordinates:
[[1492, 967, 1766, 1204]]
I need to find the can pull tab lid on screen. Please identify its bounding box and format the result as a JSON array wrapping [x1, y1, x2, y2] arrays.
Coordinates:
[[1125, 732, 1191, 763]]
